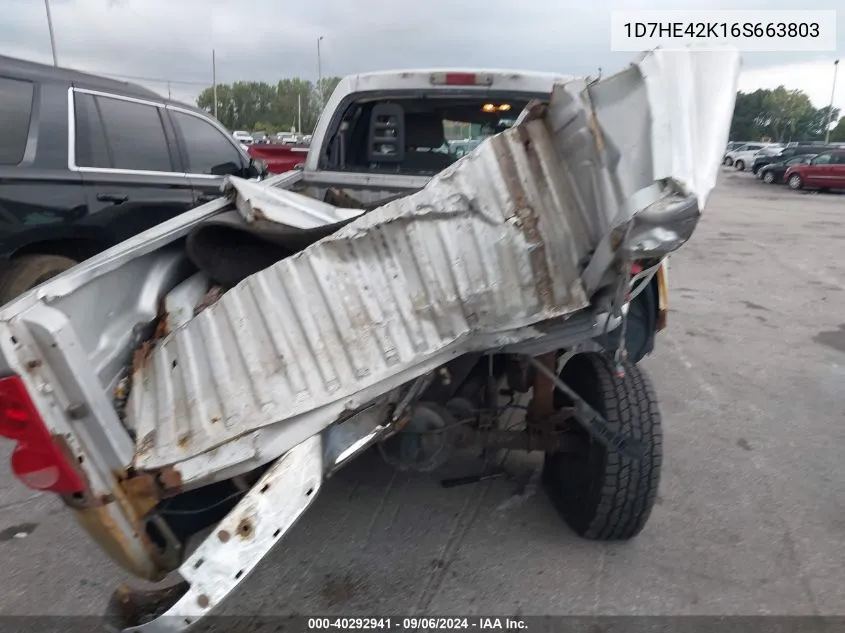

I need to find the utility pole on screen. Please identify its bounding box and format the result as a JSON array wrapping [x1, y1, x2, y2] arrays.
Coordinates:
[[824, 59, 839, 145], [212, 49, 218, 119], [44, 0, 58, 66], [298, 92, 302, 134], [167, 81, 172, 100], [317, 36, 324, 108]]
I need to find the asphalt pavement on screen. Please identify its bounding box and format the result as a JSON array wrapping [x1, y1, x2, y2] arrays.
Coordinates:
[[0, 170, 844, 617]]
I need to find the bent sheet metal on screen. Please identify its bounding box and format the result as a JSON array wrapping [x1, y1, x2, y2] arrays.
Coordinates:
[[126, 48, 741, 472]]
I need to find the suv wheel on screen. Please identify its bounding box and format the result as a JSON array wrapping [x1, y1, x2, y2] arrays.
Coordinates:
[[762, 171, 776, 184], [0, 255, 78, 304], [734, 159, 745, 171], [723, 157, 733, 166], [788, 174, 804, 190]]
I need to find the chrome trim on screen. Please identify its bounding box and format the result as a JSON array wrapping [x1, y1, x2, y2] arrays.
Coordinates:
[[67, 88, 248, 179]]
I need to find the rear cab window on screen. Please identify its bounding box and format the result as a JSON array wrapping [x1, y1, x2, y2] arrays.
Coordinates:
[[0, 76, 35, 165], [322, 93, 537, 176], [73, 91, 174, 172]]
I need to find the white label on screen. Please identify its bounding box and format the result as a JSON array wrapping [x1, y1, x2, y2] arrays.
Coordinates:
[[611, 10, 836, 52]]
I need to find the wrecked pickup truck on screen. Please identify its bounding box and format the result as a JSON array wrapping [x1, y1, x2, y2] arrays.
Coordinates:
[[0, 49, 739, 632]]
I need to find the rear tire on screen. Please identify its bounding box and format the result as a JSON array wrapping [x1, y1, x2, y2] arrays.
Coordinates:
[[0, 254, 78, 304], [542, 353, 662, 541], [723, 157, 733, 166], [762, 171, 776, 184], [788, 174, 804, 190], [734, 159, 745, 171]]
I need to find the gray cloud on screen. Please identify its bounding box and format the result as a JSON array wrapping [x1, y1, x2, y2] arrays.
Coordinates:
[[1, 0, 842, 105]]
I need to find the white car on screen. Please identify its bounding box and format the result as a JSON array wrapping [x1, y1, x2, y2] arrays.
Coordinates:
[[232, 130, 254, 146], [723, 143, 781, 171]]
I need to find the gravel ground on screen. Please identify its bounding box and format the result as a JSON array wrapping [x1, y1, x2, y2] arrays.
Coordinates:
[[0, 170, 843, 618]]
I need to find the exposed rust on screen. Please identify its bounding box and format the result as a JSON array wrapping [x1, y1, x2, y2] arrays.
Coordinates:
[[25, 358, 43, 370], [491, 133, 555, 308], [218, 529, 231, 543], [586, 108, 606, 157], [131, 341, 153, 375], [105, 580, 189, 628], [71, 502, 164, 582], [120, 474, 160, 518], [156, 467, 183, 494], [236, 517, 254, 539], [152, 313, 169, 340], [194, 285, 226, 316], [656, 264, 669, 331], [527, 352, 557, 424]]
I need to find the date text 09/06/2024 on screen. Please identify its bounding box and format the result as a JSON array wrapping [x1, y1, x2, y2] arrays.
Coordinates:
[[307, 617, 528, 631], [622, 21, 820, 39]]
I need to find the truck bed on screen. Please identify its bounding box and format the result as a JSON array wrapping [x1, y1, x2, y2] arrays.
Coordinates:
[[0, 48, 740, 490]]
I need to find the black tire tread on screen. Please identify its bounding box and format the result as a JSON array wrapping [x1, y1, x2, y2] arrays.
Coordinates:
[[543, 353, 662, 540]]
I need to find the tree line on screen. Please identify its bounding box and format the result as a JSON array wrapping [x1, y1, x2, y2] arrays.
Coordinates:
[[197, 78, 845, 143], [730, 86, 843, 143], [196, 77, 342, 134]]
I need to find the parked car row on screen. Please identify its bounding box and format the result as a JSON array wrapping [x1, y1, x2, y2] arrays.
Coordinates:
[[723, 142, 783, 171], [231, 130, 312, 147], [754, 149, 845, 191]]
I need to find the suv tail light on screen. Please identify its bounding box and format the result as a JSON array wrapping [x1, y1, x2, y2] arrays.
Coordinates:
[[0, 375, 85, 494], [430, 72, 494, 86]]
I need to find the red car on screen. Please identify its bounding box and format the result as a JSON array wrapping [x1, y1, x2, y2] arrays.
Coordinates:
[[784, 149, 845, 191]]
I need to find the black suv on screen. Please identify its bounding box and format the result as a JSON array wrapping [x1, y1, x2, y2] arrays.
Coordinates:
[[0, 55, 265, 303], [751, 145, 825, 175]]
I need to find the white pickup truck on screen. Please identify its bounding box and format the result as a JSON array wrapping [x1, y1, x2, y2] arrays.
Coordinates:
[[0, 50, 739, 632]]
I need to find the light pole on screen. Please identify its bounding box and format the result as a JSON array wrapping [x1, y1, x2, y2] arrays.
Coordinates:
[[44, 0, 58, 66], [212, 49, 218, 119], [317, 36, 324, 108], [824, 59, 839, 145]]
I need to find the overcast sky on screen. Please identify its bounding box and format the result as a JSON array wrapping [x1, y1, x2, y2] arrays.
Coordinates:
[[1, 0, 842, 112]]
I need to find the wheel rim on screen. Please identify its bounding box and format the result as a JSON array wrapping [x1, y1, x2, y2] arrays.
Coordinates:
[[789, 175, 801, 189], [763, 172, 774, 183], [735, 161, 744, 171]]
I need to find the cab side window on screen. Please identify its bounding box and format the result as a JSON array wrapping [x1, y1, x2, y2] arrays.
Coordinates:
[[170, 110, 245, 176], [0, 76, 35, 165], [812, 153, 832, 165]]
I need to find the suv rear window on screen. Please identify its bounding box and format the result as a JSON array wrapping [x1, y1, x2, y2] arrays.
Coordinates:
[[74, 92, 173, 172], [0, 76, 35, 165]]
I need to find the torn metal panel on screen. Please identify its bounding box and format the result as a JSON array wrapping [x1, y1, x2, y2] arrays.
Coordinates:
[[126, 48, 740, 472], [226, 177, 364, 226], [127, 126, 594, 471]]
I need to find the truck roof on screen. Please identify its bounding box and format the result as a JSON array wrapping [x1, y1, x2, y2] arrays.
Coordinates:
[[340, 68, 575, 96]]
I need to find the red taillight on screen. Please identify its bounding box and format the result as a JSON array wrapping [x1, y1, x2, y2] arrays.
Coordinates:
[[446, 73, 478, 85], [430, 72, 494, 86], [0, 375, 85, 494]]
